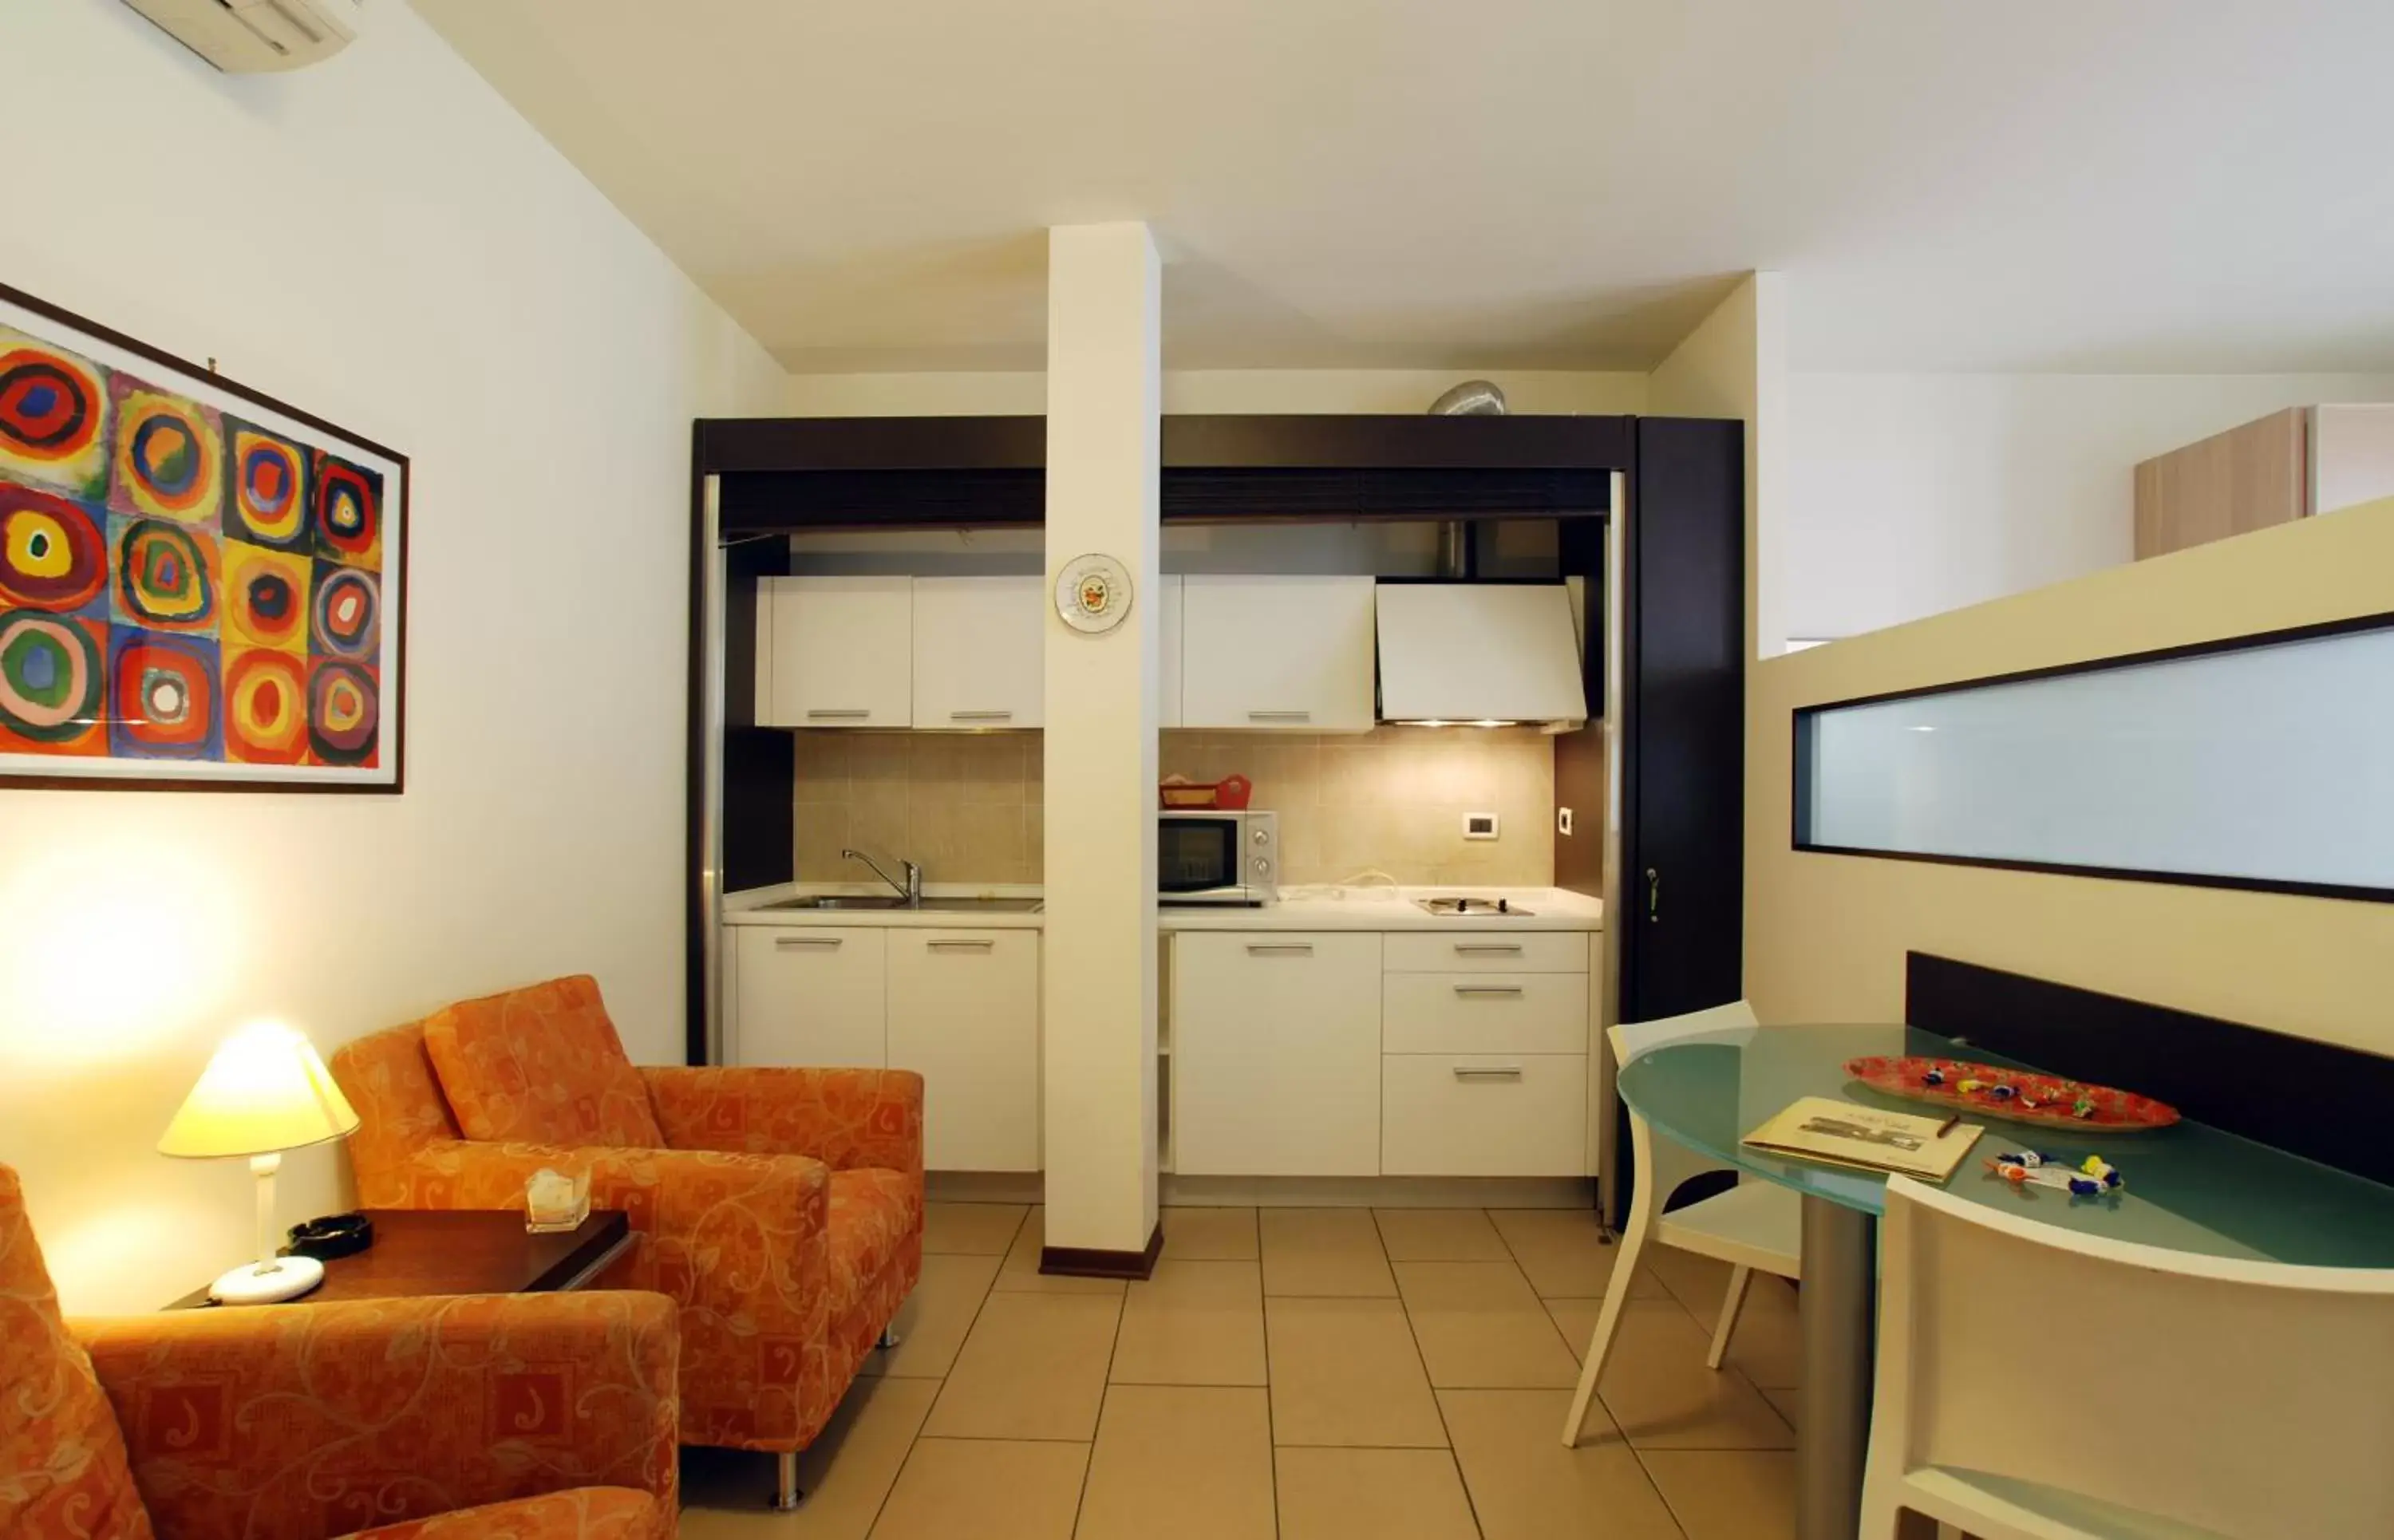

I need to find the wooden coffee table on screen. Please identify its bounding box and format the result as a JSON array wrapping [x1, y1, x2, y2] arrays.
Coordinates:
[[168, 1210, 633, 1309]]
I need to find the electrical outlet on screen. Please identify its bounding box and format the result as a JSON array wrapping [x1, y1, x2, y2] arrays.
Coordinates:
[[1464, 811, 1499, 840], [1556, 806, 1574, 836]]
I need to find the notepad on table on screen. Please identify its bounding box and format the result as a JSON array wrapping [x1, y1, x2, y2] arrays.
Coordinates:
[[1741, 1096, 1983, 1183]]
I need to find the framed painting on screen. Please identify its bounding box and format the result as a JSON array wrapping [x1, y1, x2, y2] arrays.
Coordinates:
[[0, 281, 406, 792]]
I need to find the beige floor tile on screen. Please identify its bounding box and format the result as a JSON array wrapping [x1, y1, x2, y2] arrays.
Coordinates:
[[868, 1438, 1090, 1540], [1074, 1385, 1274, 1540], [1642, 1246, 1735, 1314], [1274, 1447, 1482, 1540], [995, 1207, 1134, 1296], [1373, 1206, 1511, 1262], [1439, 1388, 1687, 1540], [1109, 1259, 1266, 1386], [1259, 1207, 1396, 1297], [1159, 1205, 1258, 1260], [922, 1201, 1029, 1256], [1713, 1274, 1802, 1391], [1490, 1208, 1669, 1301], [1590, 1300, 1794, 1451], [1264, 1296, 1448, 1448], [921, 1289, 1123, 1441], [1639, 1451, 1797, 1540], [858, 1252, 1001, 1380], [680, 1376, 938, 1540], [1394, 1261, 1582, 1389]]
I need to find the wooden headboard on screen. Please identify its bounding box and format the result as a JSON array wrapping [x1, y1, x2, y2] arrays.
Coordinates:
[[1905, 952, 2394, 1190]]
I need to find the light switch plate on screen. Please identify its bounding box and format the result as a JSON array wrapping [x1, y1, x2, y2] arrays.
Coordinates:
[[1464, 811, 1499, 841], [1556, 806, 1574, 836]]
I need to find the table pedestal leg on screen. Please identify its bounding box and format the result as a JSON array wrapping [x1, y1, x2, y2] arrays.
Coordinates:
[[1796, 1195, 1877, 1540]]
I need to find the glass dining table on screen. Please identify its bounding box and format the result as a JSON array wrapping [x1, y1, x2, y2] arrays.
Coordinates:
[[1618, 1022, 2394, 1540]]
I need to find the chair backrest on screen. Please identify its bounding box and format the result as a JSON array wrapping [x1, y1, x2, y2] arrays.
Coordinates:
[[1875, 1175, 2394, 1539], [330, 1021, 470, 1203], [1606, 999, 1759, 1068], [0, 1166, 154, 1540]]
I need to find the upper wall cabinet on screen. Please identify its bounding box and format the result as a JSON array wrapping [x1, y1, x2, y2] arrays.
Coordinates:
[[912, 576, 1044, 729], [1180, 575, 1377, 731], [757, 576, 913, 728]]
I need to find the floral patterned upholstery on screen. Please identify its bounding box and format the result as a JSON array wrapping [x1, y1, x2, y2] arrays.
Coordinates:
[[2, 1164, 676, 1540], [0, 1166, 154, 1540], [421, 977, 664, 1151], [331, 981, 924, 1458]]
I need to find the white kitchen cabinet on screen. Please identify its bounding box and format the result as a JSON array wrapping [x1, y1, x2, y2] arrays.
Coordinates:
[[1172, 932, 1382, 1175], [887, 930, 1041, 1171], [1381, 972, 1590, 1056], [1159, 575, 1184, 729], [1381, 1054, 1588, 1176], [732, 927, 887, 1068], [911, 576, 1043, 729], [1179, 575, 1376, 731], [757, 576, 912, 728]]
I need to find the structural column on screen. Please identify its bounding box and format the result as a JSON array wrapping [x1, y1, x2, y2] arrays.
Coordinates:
[[1041, 222, 1162, 1264]]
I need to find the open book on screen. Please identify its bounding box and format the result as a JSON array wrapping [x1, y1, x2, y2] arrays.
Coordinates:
[[1741, 1096, 1983, 1183]]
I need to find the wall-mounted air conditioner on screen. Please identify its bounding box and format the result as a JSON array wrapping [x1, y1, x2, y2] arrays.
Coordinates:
[[122, 0, 363, 73]]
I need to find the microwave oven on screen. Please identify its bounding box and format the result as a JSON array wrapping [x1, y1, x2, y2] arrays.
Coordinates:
[[1159, 809, 1278, 906]]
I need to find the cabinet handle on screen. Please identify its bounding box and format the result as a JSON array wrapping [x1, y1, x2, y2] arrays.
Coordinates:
[[1452, 985, 1525, 997], [775, 935, 843, 949], [1246, 710, 1311, 722], [1452, 943, 1523, 955], [1452, 1066, 1525, 1081], [1646, 867, 1661, 924], [926, 939, 997, 951], [806, 709, 871, 721], [1245, 942, 1314, 955], [948, 710, 1013, 722]]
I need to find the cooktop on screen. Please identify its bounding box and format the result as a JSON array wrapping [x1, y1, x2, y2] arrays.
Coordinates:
[[1412, 896, 1535, 918]]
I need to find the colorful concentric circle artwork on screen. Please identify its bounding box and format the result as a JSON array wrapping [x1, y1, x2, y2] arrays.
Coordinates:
[[310, 563, 378, 658], [227, 417, 309, 548], [0, 327, 110, 500], [108, 629, 220, 759], [0, 292, 399, 784], [224, 646, 308, 764], [305, 657, 377, 768], [225, 540, 310, 653], [0, 484, 108, 612], [312, 453, 381, 568], [113, 517, 219, 634], [109, 381, 222, 525], [0, 609, 105, 752]]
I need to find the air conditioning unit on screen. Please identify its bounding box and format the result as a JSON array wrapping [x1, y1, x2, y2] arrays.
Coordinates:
[[122, 0, 363, 73]]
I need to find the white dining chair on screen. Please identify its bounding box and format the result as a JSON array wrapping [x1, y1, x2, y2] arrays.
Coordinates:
[[1863, 1174, 2394, 1539], [1562, 999, 1802, 1447]]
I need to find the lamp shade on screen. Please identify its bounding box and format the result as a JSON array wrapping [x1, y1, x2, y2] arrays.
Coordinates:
[[158, 1021, 360, 1159]]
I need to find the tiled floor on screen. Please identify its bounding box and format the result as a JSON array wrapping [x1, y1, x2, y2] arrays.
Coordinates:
[[681, 1203, 1799, 1540]]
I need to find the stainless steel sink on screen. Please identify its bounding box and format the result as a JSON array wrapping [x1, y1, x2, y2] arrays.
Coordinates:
[[916, 897, 1043, 913], [759, 895, 1042, 914], [762, 895, 911, 911]]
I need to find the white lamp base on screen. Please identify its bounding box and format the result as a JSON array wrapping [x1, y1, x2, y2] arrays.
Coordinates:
[[207, 1254, 324, 1306]]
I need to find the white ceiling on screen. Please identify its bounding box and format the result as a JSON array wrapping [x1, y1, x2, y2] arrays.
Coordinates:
[[412, 0, 2394, 375]]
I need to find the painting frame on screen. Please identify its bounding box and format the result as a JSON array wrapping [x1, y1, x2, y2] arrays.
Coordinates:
[[0, 279, 407, 793]]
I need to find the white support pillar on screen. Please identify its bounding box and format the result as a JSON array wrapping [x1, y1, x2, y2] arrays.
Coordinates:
[[1041, 223, 1162, 1262]]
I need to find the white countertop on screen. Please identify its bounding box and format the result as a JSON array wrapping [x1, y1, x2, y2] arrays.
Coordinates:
[[725, 883, 1601, 933]]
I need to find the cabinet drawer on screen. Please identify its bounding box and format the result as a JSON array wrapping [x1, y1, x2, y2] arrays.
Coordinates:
[[1383, 931, 1588, 974], [1382, 972, 1588, 1055], [1381, 1054, 1588, 1177]]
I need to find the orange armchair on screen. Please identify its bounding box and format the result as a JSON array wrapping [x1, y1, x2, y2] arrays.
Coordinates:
[[329, 977, 923, 1499], [0, 1165, 678, 1540]]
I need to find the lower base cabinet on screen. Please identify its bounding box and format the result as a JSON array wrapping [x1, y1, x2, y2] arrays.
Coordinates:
[[732, 927, 887, 1068], [1172, 932, 1383, 1176], [887, 930, 1041, 1172]]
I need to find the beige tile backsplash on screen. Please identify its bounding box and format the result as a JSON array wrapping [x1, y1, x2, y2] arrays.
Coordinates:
[[793, 727, 1555, 888]]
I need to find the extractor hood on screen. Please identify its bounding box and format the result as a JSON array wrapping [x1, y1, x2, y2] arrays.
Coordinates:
[[1375, 582, 1589, 727]]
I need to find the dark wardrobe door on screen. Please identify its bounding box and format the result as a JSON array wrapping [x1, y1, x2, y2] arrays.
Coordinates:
[[1622, 417, 1746, 1025]]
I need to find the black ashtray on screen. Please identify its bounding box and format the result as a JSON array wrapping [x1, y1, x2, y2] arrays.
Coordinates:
[[286, 1213, 374, 1261]]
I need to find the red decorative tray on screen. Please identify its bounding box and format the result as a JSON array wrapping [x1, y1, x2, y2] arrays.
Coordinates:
[[1843, 1056, 2179, 1131]]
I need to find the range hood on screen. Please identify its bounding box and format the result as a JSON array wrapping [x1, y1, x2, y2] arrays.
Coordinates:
[[1375, 582, 1589, 727]]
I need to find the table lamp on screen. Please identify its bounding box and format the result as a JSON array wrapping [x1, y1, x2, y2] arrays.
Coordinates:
[[158, 1020, 361, 1305]]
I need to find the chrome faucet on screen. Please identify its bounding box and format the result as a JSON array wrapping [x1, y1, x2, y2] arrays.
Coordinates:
[[843, 848, 922, 906]]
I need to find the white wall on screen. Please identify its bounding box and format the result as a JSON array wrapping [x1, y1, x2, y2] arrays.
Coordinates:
[[785, 368, 1649, 417], [0, 2, 784, 1311], [1784, 372, 2394, 643]]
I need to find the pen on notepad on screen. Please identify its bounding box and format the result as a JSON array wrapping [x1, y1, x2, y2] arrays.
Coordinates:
[[1934, 1113, 1961, 1139]]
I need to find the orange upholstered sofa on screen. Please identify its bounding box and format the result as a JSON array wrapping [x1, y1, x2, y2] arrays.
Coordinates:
[[328, 975, 923, 1493], [1, 1163, 680, 1540]]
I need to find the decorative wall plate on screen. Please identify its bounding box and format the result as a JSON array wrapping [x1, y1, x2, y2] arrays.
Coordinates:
[[1055, 552, 1132, 634], [1845, 1056, 2179, 1131]]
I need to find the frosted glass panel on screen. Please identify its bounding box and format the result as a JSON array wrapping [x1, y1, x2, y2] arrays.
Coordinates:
[[1797, 622, 2394, 897]]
